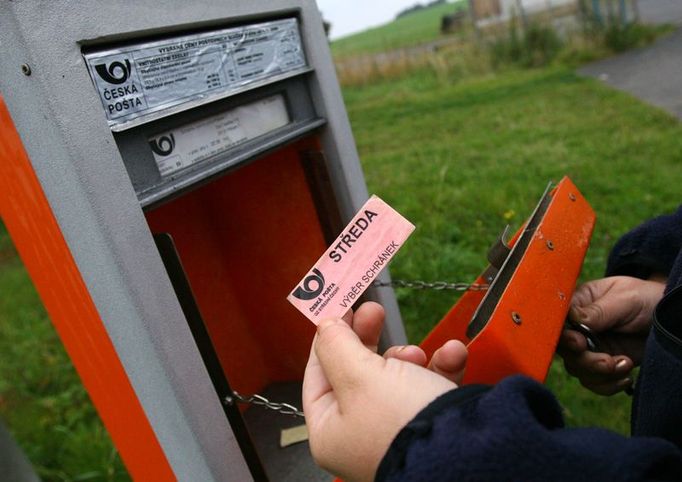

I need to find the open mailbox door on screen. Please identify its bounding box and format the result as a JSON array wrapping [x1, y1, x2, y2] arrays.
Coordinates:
[[421, 177, 596, 385]]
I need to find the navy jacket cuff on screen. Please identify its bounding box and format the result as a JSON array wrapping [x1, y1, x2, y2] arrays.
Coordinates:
[[375, 384, 490, 482]]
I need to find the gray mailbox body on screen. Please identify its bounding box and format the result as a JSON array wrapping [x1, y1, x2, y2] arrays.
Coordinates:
[[0, 1, 407, 480]]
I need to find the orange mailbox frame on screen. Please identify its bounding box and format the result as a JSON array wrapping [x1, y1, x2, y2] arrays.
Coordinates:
[[0, 97, 176, 479]]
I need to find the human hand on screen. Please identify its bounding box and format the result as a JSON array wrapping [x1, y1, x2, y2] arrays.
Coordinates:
[[558, 276, 665, 395], [302, 302, 466, 482], [349, 302, 467, 384]]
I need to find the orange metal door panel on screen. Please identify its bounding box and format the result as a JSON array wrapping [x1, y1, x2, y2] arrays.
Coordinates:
[[0, 96, 175, 481], [421, 177, 596, 385]]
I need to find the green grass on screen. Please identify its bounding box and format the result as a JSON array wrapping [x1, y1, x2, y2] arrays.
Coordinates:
[[331, 1, 465, 58], [343, 66, 682, 433], [0, 222, 128, 481], [0, 222, 12, 257]]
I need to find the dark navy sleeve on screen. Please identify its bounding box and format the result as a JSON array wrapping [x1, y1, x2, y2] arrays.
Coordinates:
[[608, 209, 682, 447], [376, 376, 682, 482], [631, 282, 682, 448], [606, 206, 682, 279]]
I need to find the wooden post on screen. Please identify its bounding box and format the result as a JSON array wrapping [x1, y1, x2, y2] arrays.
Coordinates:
[[468, 0, 482, 42], [515, 0, 529, 32]]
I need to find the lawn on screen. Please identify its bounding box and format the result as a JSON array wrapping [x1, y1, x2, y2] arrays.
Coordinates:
[[331, 0, 466, 58]]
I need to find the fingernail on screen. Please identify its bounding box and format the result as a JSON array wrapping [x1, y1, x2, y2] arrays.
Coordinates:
[[616, 359, 628, 370]]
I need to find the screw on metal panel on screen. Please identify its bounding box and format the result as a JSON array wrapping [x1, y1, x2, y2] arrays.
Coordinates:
[[511, 312, 522, 325], [568, 193, 576, 201], [546, 240, 555, 250]]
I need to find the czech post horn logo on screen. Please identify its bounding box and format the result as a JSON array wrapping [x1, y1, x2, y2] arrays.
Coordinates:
[[293, 268, 325, 300], [149, 134, 176, 156], [94, 59, 132, 85]]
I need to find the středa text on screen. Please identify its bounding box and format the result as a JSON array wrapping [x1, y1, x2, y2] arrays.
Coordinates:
[[329, 209, 378, 262]]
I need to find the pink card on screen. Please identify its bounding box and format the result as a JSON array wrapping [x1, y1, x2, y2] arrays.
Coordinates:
[[287, 195, 415, 324]]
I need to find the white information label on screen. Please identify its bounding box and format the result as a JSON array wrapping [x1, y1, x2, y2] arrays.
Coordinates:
[[148, 94, 289, 177], [83, 18, 306, 127]]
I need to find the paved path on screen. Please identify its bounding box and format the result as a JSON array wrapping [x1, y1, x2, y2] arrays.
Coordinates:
[[638, 0, 682, 26], [578, 1, 682, 120]]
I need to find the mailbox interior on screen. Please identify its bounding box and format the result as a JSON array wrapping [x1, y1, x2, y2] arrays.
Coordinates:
[[144, 135, 327, 396]]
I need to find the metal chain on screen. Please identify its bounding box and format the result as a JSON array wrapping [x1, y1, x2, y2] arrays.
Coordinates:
[[372, 279, 489, 291], [227, 391, 304, 418]]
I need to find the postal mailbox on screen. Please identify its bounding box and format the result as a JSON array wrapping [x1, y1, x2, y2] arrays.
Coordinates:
[[0, 1, 407, 480]]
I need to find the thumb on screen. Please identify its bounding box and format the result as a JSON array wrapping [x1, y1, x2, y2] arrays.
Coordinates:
[[315, 318, 376, 400], [572, 299, 624, 332], [570, 281, 635, 332]]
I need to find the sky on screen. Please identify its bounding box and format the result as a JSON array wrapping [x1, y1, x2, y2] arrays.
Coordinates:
[[316, 0, 434, 39]]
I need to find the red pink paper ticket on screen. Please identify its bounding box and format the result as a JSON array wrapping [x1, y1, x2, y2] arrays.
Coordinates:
[[287, 195, 415, 324]]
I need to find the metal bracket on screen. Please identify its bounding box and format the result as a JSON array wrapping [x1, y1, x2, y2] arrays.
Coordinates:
[[467, 182, 554, 339], [481, 225, 512, 283]]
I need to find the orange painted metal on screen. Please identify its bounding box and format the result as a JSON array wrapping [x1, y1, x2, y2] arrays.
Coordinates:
[[0, 96, 176, 480], [421, 177, 596, 385]]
